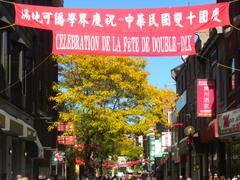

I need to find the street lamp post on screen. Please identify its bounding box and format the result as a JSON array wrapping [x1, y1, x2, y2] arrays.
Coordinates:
[[184, 126, 195, 180], [43, 147, 57, 177]]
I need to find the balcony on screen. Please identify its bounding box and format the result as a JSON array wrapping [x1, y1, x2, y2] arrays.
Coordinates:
[[51, 0, 64, 7]]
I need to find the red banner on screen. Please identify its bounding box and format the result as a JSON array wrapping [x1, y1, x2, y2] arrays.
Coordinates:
[[57, 135, 75, 145], [197, 79, 215, 117], [103, 159, 148, 168], [52, 31, 195, 56], [15, 3, 229, 33]]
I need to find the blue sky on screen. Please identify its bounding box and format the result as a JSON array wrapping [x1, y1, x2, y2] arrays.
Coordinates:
[[64, 0, 215, 90]]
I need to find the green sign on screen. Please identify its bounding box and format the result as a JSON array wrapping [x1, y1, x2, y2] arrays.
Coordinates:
[[149, 133, 155, 161]]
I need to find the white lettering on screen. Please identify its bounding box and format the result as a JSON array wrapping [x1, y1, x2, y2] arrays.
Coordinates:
[[123, 37, 139, 52], [180, 35, 192, 52], [56, 34, 99, 51], [152, 36, 177, 53]]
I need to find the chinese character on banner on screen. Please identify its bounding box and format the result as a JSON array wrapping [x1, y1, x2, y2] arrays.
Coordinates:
[[197, 79, 215, 117], [15, 3, 230, 32], [14, 3, 230, 57]]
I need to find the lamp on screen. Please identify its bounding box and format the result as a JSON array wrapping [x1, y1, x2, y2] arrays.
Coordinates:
[[184, 126, 195, 179], [8, 148, 12, 155], [184, 126, 195, 136]]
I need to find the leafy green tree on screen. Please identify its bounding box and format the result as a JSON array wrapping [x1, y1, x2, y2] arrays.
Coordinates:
[[50, 55, 176, 177]]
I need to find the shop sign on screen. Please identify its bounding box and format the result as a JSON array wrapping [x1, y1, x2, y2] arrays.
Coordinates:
[[176, 91, 186, 113], [197, 79, 215, 117], [217, 108, 240, 137], [155, 137, 168, 158], [169, 111, 177, 124], [155, 138, 162, 157], [161, 132, 172, 153], [149, 133, 155, 161]]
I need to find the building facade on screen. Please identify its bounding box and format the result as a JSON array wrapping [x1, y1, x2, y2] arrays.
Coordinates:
[[171, 0, 240, 179], [0, 0, 63, 179]]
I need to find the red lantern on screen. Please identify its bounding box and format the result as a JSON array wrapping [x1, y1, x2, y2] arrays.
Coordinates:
[[76, 157, 85, 165]]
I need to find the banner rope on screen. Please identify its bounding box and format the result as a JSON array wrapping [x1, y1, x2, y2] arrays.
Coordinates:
[[0, 0, 14, 4], [0, 53, 52, 94], [229, 0, 240, 3], [230, 24, 240, 32], [196, 54, 240, 72], [0, 23, 15, 30]]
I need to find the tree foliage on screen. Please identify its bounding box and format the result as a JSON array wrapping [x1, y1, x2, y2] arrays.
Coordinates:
[[50, 55, 176, 175]]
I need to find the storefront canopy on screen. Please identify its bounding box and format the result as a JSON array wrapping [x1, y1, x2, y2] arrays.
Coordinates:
[[0, 109, 44, 158]]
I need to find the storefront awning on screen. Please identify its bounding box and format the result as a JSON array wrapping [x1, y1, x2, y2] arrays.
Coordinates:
[[0, 109, 44, 158], [200, 119, 217, 143]]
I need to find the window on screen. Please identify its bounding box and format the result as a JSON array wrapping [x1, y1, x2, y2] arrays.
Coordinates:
[[229, 58, 236, 91], [1, 32, 8, 74], [219, 67, 225, 102], [0, 32, 8, 93], [16, 0, 32, 4]]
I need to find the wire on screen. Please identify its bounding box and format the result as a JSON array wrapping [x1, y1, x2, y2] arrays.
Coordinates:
[[230, 24, 240, 32], [196, 54, 240, 72], [0, 53, 53, 94], [229, 0, 240, 4], [0, 24, 15, 30], [0, 0, 14, 4]]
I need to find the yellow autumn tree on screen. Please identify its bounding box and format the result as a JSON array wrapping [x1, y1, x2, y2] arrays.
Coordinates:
[[50, 55, 176, 177]]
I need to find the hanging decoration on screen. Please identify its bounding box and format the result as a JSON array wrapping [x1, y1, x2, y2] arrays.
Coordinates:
[[52, 30, 195, 56], [14, 3, 229, 33], [103, 159, 149, 168], [13, 2, 230, 56]]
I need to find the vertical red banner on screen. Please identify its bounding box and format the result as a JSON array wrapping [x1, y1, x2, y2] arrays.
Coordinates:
[[197, 79, 215, 117]]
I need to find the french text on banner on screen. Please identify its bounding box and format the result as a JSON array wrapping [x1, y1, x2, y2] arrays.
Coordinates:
[[52, 31, 195, 56]]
